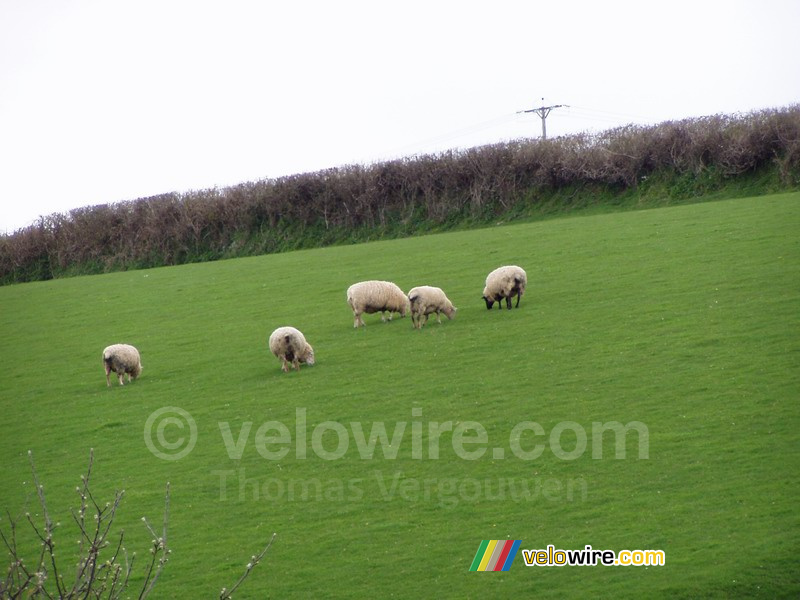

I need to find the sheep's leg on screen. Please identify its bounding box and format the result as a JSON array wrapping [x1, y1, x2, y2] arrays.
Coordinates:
[[293, 359, 300, 371], [436, 311, 442, 324], [515, 293, 521, 308], [118, 372, 125, 386], [281, 358, 290, 373], [506, 296, 512, 309], [105, 365, 112, 387]]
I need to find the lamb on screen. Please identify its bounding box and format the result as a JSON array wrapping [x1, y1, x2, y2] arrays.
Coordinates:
[[268, 326, 315, 372], [407, 286, 457, 329], [482, 265, 527, 309], [346, 280, 410, 328], [102, 344, 142, 387]]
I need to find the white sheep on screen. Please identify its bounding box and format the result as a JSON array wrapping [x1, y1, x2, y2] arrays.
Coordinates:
[[268, 326, 315, 372], [407, 286, 457, 329], [102, 344, 142, 387], [482, 265, 527, 310], [346, 280, 410, 328]]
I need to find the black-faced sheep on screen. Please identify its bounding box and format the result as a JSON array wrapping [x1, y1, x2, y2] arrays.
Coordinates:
[[346, 280, 410, 328], [407, 286, 457, 329], [482, 265, 527, 309], [102, 344, 142, 387], [268, 326, 315, 372]]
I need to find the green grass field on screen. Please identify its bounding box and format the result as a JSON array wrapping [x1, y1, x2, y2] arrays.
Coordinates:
[[1, 192, 798, 598]]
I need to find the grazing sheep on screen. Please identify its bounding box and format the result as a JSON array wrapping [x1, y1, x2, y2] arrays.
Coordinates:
[[346, 280, 410, 328], [407, 286, 457, 329], [269, 326, 315, 372], [482, 265, 527, 310], [102, 344, 142, 387]]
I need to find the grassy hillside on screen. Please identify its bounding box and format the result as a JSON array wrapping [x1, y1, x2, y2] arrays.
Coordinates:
[[1, 192, 798, 597]]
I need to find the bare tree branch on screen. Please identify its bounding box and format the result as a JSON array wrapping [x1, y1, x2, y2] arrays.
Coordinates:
[[220, 533, 278, 600]]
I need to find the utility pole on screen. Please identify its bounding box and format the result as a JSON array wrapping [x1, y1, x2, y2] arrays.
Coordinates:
[[519, 98, 568, 140]]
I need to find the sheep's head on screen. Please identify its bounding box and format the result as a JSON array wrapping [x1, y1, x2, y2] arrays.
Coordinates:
[[304, 345, 316, 366], [399, 298, 411, 317], [444, 305, 457, 319], [482, 295, 495, 310]]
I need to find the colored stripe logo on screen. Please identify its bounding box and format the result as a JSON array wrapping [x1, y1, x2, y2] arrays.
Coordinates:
[[470, 540, 522, 571]]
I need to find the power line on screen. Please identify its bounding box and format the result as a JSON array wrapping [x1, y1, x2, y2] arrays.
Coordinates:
[[566, 105, 655, 124], [386, 112, 519, 157], [518, 98, 569, 139]]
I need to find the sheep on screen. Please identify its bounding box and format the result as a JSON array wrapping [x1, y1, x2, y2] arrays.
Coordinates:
[[482, 265, 527, 310], [102, 344, 142, 387], [407, 286, 457, 329], [268, 326, 315, 372], [346, 280, 410, 328]]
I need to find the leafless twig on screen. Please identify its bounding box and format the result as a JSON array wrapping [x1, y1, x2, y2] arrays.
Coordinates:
[[219, 533, 277, 600]]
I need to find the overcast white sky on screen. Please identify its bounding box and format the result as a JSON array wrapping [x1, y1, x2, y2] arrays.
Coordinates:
[[1, 0, 798, 233]]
